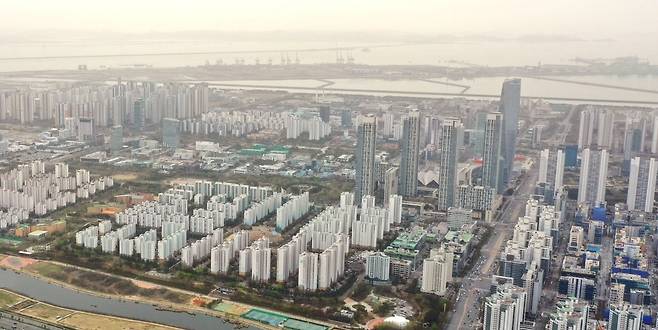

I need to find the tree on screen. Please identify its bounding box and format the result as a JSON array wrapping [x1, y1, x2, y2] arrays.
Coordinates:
[[352, 282, 371, 301]]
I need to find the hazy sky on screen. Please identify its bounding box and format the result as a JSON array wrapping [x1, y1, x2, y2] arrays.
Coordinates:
[[2, 0, 657, 38]]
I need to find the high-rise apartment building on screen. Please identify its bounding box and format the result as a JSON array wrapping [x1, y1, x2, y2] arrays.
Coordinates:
[[319, 105, 330, 123], [398, 110, 421, 197], [341, 109, 352, 128], [627, 156, 657, 212], [651, 115, 658, 154], [483, 283, 527, 330], [162, 118, 181, 149], [547, 298, 590, 330], [365, 252, 391, 281], [437, 118, 463, 210], [383, 167, 399, 207], [538, 148, 566, 193], [420, 248, 453, 296], [577, 107, 614, 150], [298, 252, 319, 291], [608, 304, 643, 330], [110, 125, 123, 154], [133, 98, 145, 129], [577, 148, 609, 205], [482, 112, 504, 192], [355, 115, 377, 201]]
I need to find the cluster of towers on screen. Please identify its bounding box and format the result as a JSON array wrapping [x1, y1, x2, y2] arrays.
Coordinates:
[[353, 79, 521, 212]]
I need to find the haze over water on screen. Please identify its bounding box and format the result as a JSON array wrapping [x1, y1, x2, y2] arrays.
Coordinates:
[[1, 37, 657, 72]]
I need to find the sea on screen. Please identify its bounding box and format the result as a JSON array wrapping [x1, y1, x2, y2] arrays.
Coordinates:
[[1, 37, 657, 105]]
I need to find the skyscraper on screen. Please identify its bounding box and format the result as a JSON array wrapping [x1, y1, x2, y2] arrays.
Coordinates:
[[319, 105, 330, 123], [652, 114, 658, 154], [596, 109, 614, 148], [341, 109, 352, 128], [577, 148, 609, 205], [623, 116, 646, 175], [499, 79, 521, 191], [531, 125, 542, 149], [110, 125, 123, 154], [382, 113, 394, 137], [355, 115, 377, 201], [383, 167, 399, 207], [162, 117, 180, 149], [398, 109, 421, 197], [437, 118, 463, 210], [482, 112, 504, 192], [538, 148, 566, 193], [627, 156, 657, 212], [578, 109, 595, 150], [578, 107, 614, 150], [77, 117, 94, 142], [133, 98, 145, 130]]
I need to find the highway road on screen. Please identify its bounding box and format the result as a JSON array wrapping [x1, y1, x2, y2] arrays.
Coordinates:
[[448, 163, 539, 329]]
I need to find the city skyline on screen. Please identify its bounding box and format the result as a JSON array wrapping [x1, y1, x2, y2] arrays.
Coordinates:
[[0, 3, 656, 329]]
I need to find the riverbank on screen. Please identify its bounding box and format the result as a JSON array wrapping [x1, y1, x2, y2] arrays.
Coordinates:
[[0, 255, 266, 330], [0, 288, 176, 329], [0, 255, 335, 330]]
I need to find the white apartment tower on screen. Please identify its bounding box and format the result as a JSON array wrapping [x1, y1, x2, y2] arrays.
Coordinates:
[[627, 156, 658, 212], [482, 112, 504, 192], [577, 148, 609, 205], [354, 115, 377, 201], [298, 252, 319, 291], [437, 118, 463, 210], [420, 248, 453, 296], [608, 304, 644, 330], [483, 284, 527, 330], [578, 107, 614, 149], [538, 148, 565, 192], [398, 109, 421, 197], [365, 252, 391, 281]]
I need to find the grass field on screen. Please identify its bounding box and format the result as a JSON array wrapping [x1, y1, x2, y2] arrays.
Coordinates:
[[61, 313, 173, 330], [25, 261, 66, 278], [21, 303, 70, 322], [20, 301, 174, 329], [212, 302, 251, 315], [0, 289, 23, 307]]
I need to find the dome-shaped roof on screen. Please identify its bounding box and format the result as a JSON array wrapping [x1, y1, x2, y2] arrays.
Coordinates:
[[383, 316, 409, 329]]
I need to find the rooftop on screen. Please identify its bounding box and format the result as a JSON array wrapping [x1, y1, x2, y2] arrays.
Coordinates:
[[388, 227, 425, 250]]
